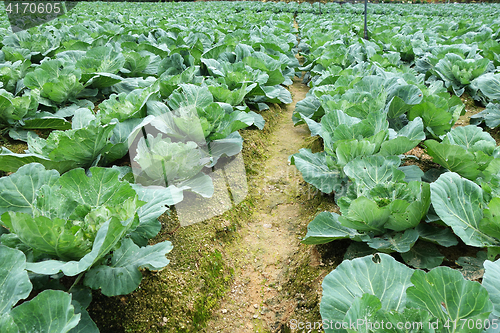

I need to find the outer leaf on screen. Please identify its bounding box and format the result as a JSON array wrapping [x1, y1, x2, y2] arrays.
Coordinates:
[[77, 46, 125, 77], [425, 140, 481, 180], [407, 266, 493, 332], [415, 224, 458, 247], [387, 84, 423, 118], [443, 125, 496, 152], [0, 314, 18, 333], [247, 111, 265, 130], [176, 172, 214, 198], [457, 252, 487, 281], [480, 197, 500, 242], [25, 217, 136, 276], [84, 238, 172, 296], [431, 172, 498, 247], [290, 148, 346, 194], [372, 307, 436, 333], [151, 105, 204, 143], [273, 85, 292, 104], [69, 286, 92, 310], [470, 103, 500, 129], [85, 73, 122, 89], [483, 259, 500, 318], [344, 155, 405, 190], [8, 129, 36, 142], [130, 184, 184, 246], [133, 134, 207, 186], [401, 242, 444, 269], [22, 117, 71, 130], [470, 103, 500, 128], [208, 132, 244, 166], [293, 96, 322, 124], [0, 246, 32, 315], [69, 301, 99, 333], [10, 290, 80, 333], [398, 166, 424, 183], [339, 197, 390, 233], [0, 163, 59, 215], [302, 212, 361, 245], [471, 73, 500, 100], [303, 117, 322, 136], [168, 84, 213, 110], [45, 123, 116, 168], [2, 212, 91, 261], [379, 136, 419, 156], [0, 148, 76, 174], [2, 164, 144, 264], [98, 92, 143, 123], [343, 242, 377, 260], [58, 167, 138, 207], [320, 109, 362, 152], [320, 253, 414, 333], [409, 99, 453, 137], [343, 294, 382, 331], [366, 229, 419, 253], [106, 116, 155, 163], [397, 117, 426, 142], [384, 182, 431, 231], [336, 139, 376, 166]]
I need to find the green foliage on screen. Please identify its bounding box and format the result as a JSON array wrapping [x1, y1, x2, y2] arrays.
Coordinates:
[[424, 125, 499, 181], [0, 245, 83, 333], [321, 254, 499, 333], [1, 2, 500, 332], [295, 7, 500, 330], [431, 172, 500, 248], [0, 164, 176, 298]]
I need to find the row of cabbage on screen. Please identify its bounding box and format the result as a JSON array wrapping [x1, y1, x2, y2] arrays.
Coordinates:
[[291, 5, 500, 332], [0, 2, 300, 332]]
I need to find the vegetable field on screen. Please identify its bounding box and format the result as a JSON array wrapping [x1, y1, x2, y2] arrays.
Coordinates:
[[0, 1, 500, 332]]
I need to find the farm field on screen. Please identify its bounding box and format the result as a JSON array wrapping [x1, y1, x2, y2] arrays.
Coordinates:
[[1, 1, 500, 333]]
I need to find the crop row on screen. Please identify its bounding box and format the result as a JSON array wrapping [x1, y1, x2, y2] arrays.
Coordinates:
[[291, 4, 500, 332]]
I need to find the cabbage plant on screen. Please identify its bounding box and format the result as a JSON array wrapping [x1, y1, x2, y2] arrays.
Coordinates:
[[0, 163, 175, 297], [320, 253, 500, 333]]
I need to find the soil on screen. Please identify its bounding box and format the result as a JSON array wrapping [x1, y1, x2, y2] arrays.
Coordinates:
[[454, 93, 486, 127], [401, 146, 440, 173], [198, 20, 342, 331]]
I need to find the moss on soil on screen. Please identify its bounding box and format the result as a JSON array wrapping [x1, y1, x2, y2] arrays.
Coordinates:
[[454, 93, 485, 127], [4, 84, 495, 333], [0, 134, 28, 154], [0, 133, 28, 177], [487, 127, 500, 145]]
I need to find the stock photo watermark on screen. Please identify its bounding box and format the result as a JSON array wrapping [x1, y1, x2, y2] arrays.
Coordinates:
[[127, 106, 250, 227], [3, 0, 78, 31], [2, 0, 160, 32], [289, 319, 428, 331], [288, 318, 500, 331]]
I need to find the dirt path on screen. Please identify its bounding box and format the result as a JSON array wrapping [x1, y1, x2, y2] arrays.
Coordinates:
[[203, 78, 312, 332]]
